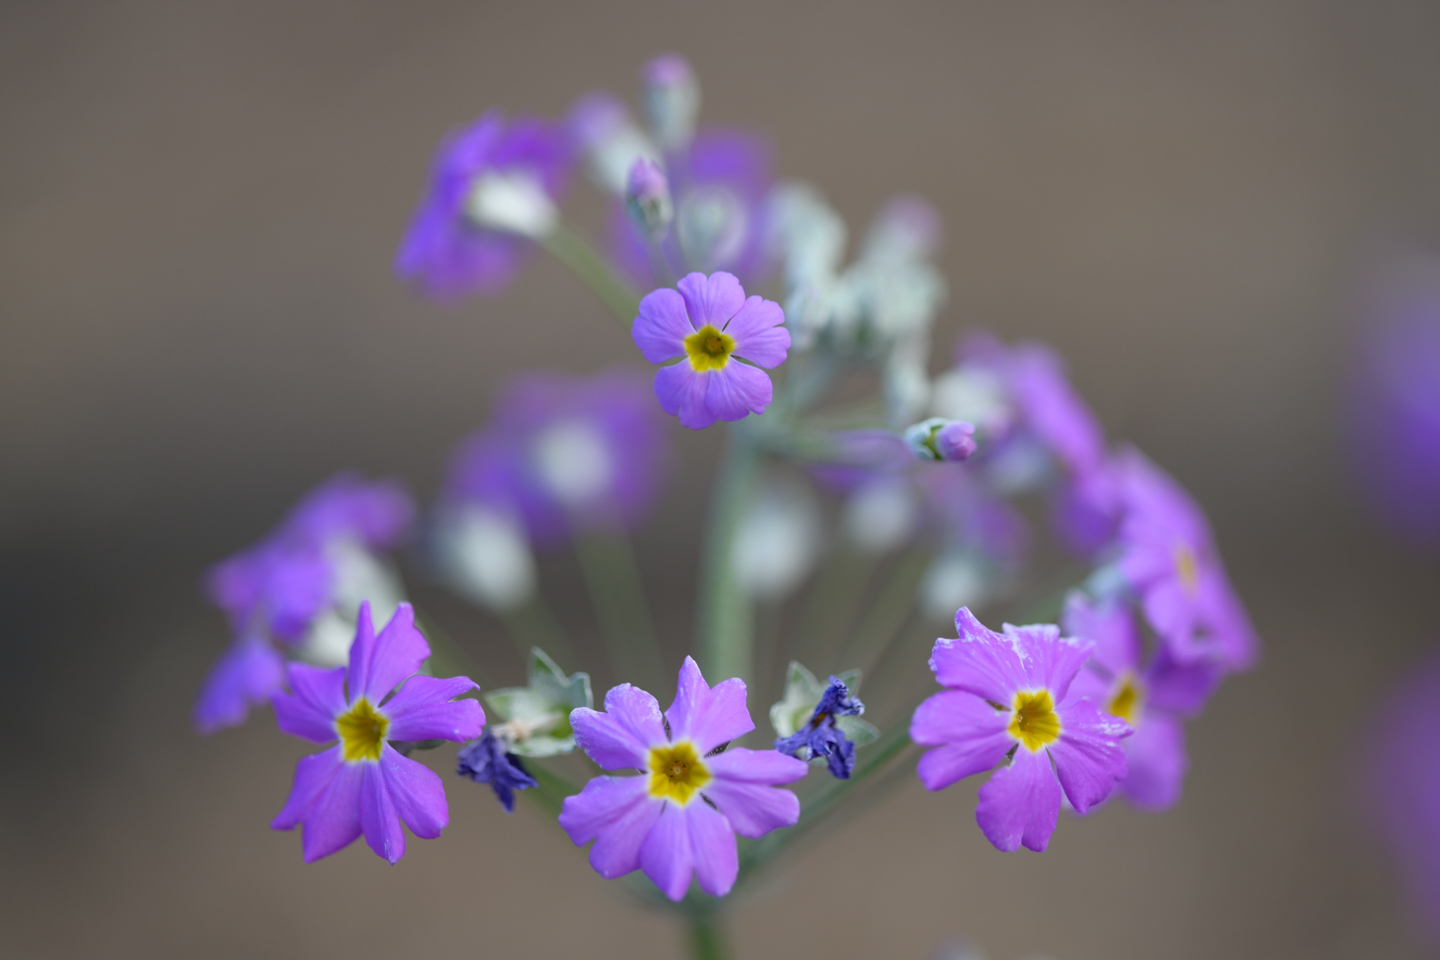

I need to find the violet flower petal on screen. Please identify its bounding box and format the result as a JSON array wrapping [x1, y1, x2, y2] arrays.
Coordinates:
[[677, 271, 745, 327], [724, 296, 790, 368], [704, 747, 808, 785], [272, 663, 347, 743], [687, 800, 739, 897], [571, 683, 666, 770], [1119, 713, 1187, 811], [377, 745, 449, 841], [910, 691, 1012, 791], [654, 363, 715, 429], [384, 675, 485, 742], [665, 657, 754, 752], [703, 358, 773, 423], [359, 760, 406, 863], [640, 804, 696, 901], [975, 748, 1062, 853], [1005, 623, 1094, 703], [193, 635, 286, 735], [928, 608, 1028, 703], [632, 287, 694, 363], [1049, 698, 1130, 813], [347, 602, 430, 705]]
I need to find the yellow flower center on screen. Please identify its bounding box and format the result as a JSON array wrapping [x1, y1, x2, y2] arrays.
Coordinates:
[[1107, 673, 1143, 725], [684, 325, 735, 372], [336, 698, 389, 763], [1008, 689, 1061, 752], [647, 740, 711, 804], [1174, 543, 1200, 596]]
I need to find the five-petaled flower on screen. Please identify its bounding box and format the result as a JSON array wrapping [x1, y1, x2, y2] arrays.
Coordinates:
[[631, 271, 790, 430], [270, 602, 486, 863], [910, 607, 1131, 852], [558, 657, 808, 900]]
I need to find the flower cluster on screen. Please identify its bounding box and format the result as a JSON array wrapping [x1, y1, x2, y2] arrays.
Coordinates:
[[195, 52, 1262, 954]]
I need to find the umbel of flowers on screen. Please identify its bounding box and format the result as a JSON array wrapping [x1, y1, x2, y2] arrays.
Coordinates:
[[194, 54, 1258, 959]]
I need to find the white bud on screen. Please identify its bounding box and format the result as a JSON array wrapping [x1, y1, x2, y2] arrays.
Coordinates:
[[464, 170, 557, 238], [842, 479, 919, 553], [436, 506, 536, 611], [732, 479, 823, 600]]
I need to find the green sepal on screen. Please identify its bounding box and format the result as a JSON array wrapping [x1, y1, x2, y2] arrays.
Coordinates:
[[482, 648, 592, 758]]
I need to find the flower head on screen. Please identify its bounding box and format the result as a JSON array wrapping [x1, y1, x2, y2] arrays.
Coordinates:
[[559, 657, 808, 900], [625, 157, 674, 241], [444, 370, 667, 542], [905, 418, 978, 462], [196, 473, 413, 734], [632, 271, 790, 429], [772, 665, 876, 779], [1114, 449, 1258, 671], [396, 111, 572, 300], [910, 607, 1131, 852], [1062, 592, 1220, 810], [270, 602, 485, 863]]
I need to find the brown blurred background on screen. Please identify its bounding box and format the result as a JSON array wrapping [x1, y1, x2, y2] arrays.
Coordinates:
[[5, 1, 1440, 957]]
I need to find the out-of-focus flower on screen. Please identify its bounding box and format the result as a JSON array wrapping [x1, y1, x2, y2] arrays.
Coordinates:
[[1365, 649, 1440, 942], [396, 112, 572, 299], [910, 607, 1130, 852], [559, 657, 808, 900], [196, 473, 413, 734], [631, 271, 790, 429], [1114, 449, 1258, 671], [731, 477, 823, 600], [612, 130, 774, 285], [569, 92, 659, 195], [433, 505, 536, 612], [1348, 253, 1440, 545], [1063, 593, 1219, 810], [625, 158, 674, 241], [444, 371, 667, 543], [270, 602, 485, 863], [642, 54, 700, 152], [456, 728, 538, 813], [772, 667, 875, 779], [842, 477, 920, 554]]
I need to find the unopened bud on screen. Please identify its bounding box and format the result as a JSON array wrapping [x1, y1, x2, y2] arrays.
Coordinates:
[[625, 158, 673, 240], [904, 418, 978, 462], [642, 54, 700, 151]]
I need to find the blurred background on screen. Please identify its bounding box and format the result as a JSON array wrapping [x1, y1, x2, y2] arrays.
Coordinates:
[[5, 1, 1440, 957]]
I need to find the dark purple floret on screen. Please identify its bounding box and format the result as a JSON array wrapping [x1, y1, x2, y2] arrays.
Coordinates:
[[774, 677, 865, 779], [457, 729, 538, 813]]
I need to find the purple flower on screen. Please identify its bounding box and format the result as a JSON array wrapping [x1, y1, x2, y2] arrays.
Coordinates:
[[396, 111, 572, 300], [642, 54, 700, 151], [1063, 593, 1219, 810], [910, 607, 1131, 852], [196, 473, 414, 734], [1365, 649, 1440, 941], [1348, 265, 1440, 545], [558, 657, 808, 900], [457, 728, 538, 813], [1114, 449, 1259, 671], [611, 130, 773, 285], [904, 418, 978, 462], [774, 677, 866, 779], [626, 158, 673, 240], [632, 272, 790, 430], [445, 370, 667, 543], [270, 602, 485, 863]]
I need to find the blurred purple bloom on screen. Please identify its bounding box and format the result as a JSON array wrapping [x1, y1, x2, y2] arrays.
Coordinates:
[[196, 473, 414, 734], [445, 370, 667, 543], [642, 54, 700, 151], [626, 157, 673, 240], [905, 418, 978, 462], [910, 607, 1130, 852], [611, 130, 773, 285], [1063, 593, 1219, 810], [1366, 649, 1440, 941], [1348, 270, 1440, 544], [457, 728, 538, 813], [632, 272, 790, 429], [1114, 450, 1259, 671], [270, 602, 485, 863], [396, 111, 572, 300], [774, 676, 866, 779], [559, 657, 808, 901], [918, 467, 1030, 568]]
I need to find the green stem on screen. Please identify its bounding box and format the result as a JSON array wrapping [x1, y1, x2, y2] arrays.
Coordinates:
[[685, 910, 729, 960], [574, 532, 664, 689], [843, 548, 930, 673], [543, 223, 642, 324], [697, 428, 761, 683]]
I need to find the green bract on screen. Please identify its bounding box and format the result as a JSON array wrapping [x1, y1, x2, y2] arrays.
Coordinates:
[[483, 648, 592, 758]]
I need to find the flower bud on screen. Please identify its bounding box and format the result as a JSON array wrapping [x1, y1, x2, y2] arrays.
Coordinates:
[[642, 54, 700, 151], [625, 158, 674, 240], [904, 417, 978, 462], [568, 92, 658, 194], [464, 170, 557, 238]]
